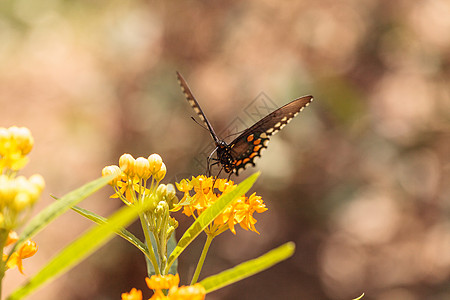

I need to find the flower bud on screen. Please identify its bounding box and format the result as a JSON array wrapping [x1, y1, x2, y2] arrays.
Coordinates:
[[0, 128, 11, 156], [148, 154, 163, 175], [29, 174, 45, 192], [0, 177, 16, 206], [154, 162, 166, 182], [6, 231, 18, 246], [102, 165, 122, 185], [119, 153, 136, 177], [135, 157, 150, 179], [165, 184, 178, 208], [13, 127, 33, 155], [155, 200, 168, 215], [166, 184, 176, 201], [13, 192, 31, 212], [156, 184, 167, 198]]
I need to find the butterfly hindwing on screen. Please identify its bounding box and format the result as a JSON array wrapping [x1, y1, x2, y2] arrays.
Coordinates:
[[229, 96, 313, 175]]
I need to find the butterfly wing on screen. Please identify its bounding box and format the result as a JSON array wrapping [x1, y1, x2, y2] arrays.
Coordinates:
[[228, 95, 313, 175], [176, 71, 220, 144]]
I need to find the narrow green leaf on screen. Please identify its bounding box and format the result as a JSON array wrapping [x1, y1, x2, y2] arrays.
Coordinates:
[[10, 175, 115, 255], [165, 172, 259, 273], [7, 201, 147, 300], [71, 205, 148, 256], [167, 234, 178, 275], [200, 242, 295, 293]]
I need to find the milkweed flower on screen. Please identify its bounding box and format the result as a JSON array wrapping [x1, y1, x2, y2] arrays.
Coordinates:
[[102, 153, 176, 208], [122, 274, 205, 300], [168, 283, 206, 300], [121, 288, 143, 300], [3, 235, 38, 274], [175, 175, 267, 237], [0, 126, 34, 172], [103, 153, 178, 275]]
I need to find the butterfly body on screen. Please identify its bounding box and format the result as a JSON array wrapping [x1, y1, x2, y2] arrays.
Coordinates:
[[176, 71, 313, 177]]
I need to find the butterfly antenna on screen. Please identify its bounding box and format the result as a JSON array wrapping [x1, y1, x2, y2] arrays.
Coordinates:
[[223, 129, 245, 140], [190, 117, 210, 132]]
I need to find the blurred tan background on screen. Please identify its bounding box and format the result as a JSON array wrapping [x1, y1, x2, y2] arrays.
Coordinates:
[[2, 0, 450, 299]]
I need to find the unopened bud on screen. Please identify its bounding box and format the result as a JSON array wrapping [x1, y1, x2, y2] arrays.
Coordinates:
[[135, 157, 150, 179], [154, 162, 166, 182], [119, 153, 136, 177], [148, 154, 163, 175]]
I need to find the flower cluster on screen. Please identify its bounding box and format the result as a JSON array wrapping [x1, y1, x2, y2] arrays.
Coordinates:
[[176, 176, 267, 237], [102, 153, 178, 274], [121, 274, 205, 300], [0, 174, 45, 227], [0, 126, 41, 275], [102, 153, 176, 208], [0, 126, 45, 229]]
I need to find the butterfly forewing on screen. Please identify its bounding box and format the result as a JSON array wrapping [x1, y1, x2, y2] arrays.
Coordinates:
[[228, 96, 313, 175], [176, 71, 220, 143]]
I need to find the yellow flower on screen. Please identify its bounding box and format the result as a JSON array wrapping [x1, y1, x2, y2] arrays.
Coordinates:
[[124, 275, 205, 300], [121, 288, 142, 300], [235, 193, 267, 234], [168, 283, 206, 300], [4, 239, 38, 274], [148, 153, 163, 175], [0, 126, 34, 172], [144, 274, 180, 300], [6, 231, 19, 246], [175, 176, 266, 236], [102, 165, 122, 185], [102, 153, 169, 206], [146, 274, 180, 290]]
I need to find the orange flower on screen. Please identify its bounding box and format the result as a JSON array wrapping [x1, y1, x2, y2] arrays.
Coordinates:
[[121, 288, 142, 300], [175, 176, 266, 237], [4, 239, 38, 274], [6, 231, 19, 246], [123, 275, 205, 300], [146, 274, 180, 290], [168, 283, 206, 300]]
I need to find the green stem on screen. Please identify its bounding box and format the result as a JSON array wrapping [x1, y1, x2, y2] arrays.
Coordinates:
[[0, 229, 10, 299], [191, 234, 214, 285], [139, 214, 160, 275]]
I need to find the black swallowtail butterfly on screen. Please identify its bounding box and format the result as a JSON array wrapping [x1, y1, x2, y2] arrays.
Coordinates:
[[177, 71, 313, 177]]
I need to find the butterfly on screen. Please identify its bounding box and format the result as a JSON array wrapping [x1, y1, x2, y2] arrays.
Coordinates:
[[177, 71, 313, 178]]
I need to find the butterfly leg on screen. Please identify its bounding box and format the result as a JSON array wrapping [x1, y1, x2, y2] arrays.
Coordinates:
[[206, 146, 219, 176], [207, 161, 220, 176], [212, 165, 224, 190]]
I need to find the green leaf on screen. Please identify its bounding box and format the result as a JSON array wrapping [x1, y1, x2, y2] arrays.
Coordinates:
[[167, 234, 177, 275], [353, 293, 365, 300], [165, 172, 259, 273], [7, 200, 148, 300], [71, 205, 148, 257], [200, 242, 295, 293], [9, 175, 115, 256]]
